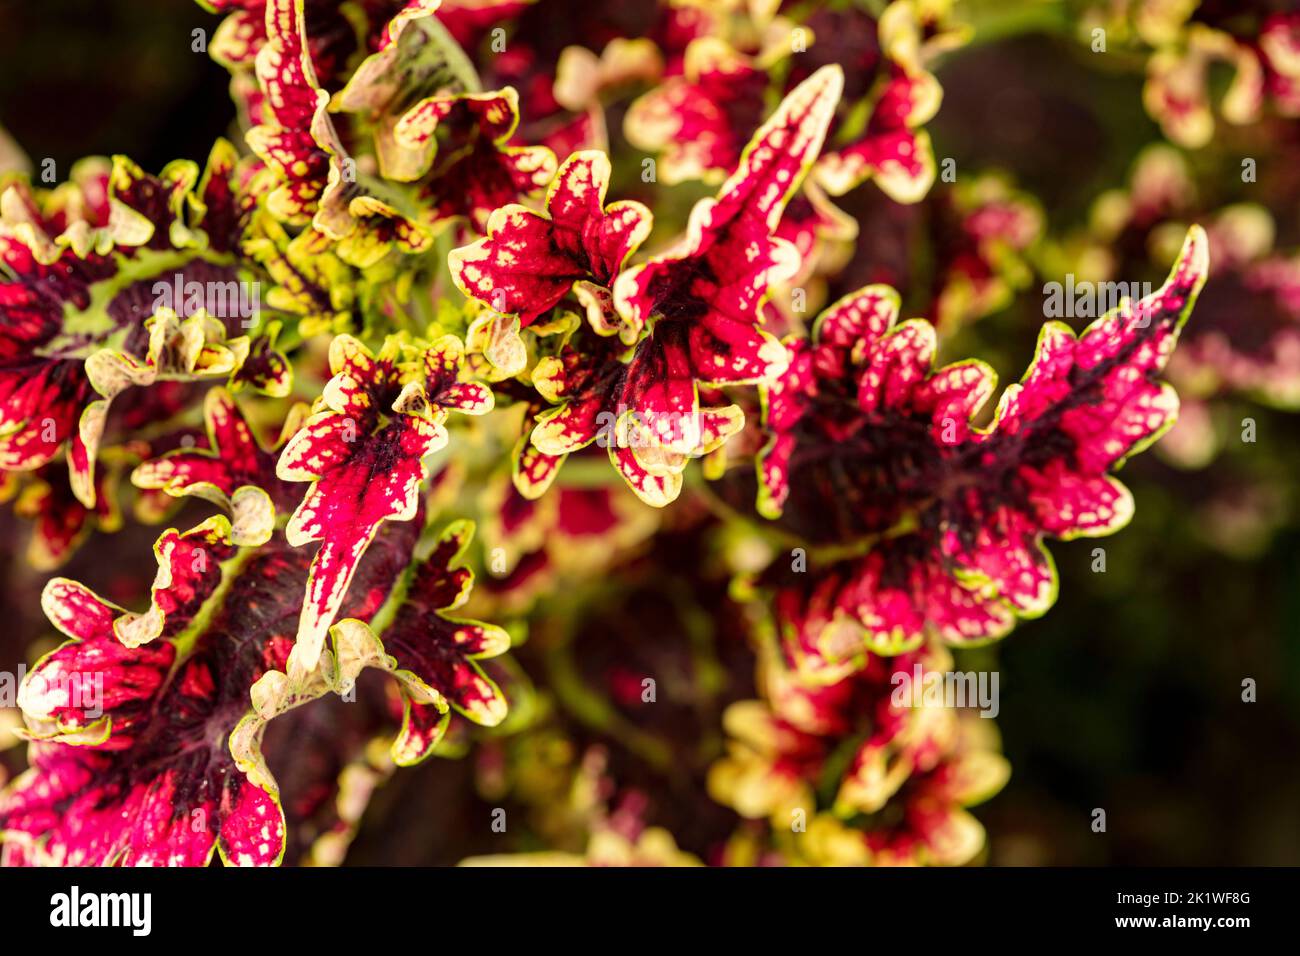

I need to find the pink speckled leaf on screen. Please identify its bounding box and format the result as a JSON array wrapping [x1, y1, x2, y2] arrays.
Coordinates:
[[278, 333, 489, 673], [330, 521, 510, 766], [815, 66, 941, 203], [450, 150, 651, 324], [759, 227, 1209, 666], [612, 66, 843, 456], [395, 88, 557, 231], [0, 519, 421, 867], [131, 387, 303, 546]]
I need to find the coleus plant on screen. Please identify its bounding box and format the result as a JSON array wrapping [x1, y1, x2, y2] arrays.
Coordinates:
[[0, 0, 1213, 867], [743, 226, 1208, 675]]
